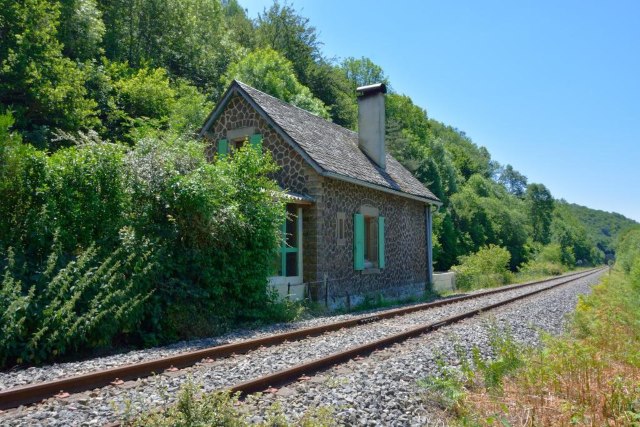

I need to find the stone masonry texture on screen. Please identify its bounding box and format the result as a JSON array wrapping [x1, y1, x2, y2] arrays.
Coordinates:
[[204, 94, 427, 305]]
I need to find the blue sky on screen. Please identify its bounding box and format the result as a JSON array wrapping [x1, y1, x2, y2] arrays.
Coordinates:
[[241, 0, 640, 222]]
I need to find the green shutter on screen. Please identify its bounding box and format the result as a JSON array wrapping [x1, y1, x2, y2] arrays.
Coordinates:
[[218, 139, 228, 157], [378, 216, 385, 269], [249, 134, 262, 151], [354, 213, 365, 270]]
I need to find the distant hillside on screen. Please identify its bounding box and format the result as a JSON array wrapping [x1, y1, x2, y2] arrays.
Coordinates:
[[562, 202, 638, 260]]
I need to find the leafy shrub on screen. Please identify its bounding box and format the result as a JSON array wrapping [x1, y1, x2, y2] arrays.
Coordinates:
[[127, 378, 336, 426], [115, 67, 176, 120], [452, 244, 512, 290], [418, 357, 467, 413], [471, 324, 523, 391], [0, 114, 288, 365], [518, 243, 567, 277], [0, 234, 157, 366], [125, 135, 286, 337], [83, 60, 213, 143], [615, 228, 640, 274]]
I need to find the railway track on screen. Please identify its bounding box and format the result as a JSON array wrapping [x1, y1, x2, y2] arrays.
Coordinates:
[[0, 267, 604, 420]]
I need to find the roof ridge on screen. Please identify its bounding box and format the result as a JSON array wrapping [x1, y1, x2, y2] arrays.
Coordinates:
[[227, 80, 440, 205], [234, 80, 359, 137]]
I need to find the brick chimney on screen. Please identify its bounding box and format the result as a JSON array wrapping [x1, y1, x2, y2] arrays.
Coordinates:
[[356, 83, 387, 169]]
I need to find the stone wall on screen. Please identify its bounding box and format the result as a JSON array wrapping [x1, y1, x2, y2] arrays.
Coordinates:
[[316, 179, 427, 307], [204, 92, 429, 306]]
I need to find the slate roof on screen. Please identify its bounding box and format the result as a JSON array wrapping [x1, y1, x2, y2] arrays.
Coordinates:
[[206, 80, 440, 204]]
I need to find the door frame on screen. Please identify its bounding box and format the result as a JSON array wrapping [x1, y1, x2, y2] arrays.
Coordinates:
[[269, 206, 304, 298]]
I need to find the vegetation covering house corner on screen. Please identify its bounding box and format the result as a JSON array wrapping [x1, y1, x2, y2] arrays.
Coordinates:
[[200, 80, 441, 307]]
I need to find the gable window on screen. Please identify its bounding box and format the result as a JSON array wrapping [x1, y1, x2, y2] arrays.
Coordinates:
[[231, 137, 247, 151], [354, 206, 385, 271], [218, 129, 262, 157]]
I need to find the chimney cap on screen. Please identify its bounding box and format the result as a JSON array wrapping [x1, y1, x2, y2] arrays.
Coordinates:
[[356, 83, 387, 97]]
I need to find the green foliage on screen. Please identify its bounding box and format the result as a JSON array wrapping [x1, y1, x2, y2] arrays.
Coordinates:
[[341, 56, 389, 90], [551, 203, 601, 266], [58, 0, 105, 61], [115, 67, 176, 120], [0, 115, 288, 365], [518, 243, 567, 277], [497, 164, 527, 197], [526, 182, 554, 244], [471, 324, 524, 391], [418, 357, 467, 412], [0, 122, 127, 260], [0, 0, 98, 141], [615, 227, 640, 275], [225, 48, 330, 119], [255, 0, 321, 90], [254, 1, 356, 128], [119, 134, 288, 336], [0, 236, 156, 366], [563, 201, 638, 262], [305, 62, 358, 129], [452, 245, 512, 290], [451, 175, 528, 268], [100, 0, 239, 98], [429, 120, 496, 181], [83, 60, 212, 142]]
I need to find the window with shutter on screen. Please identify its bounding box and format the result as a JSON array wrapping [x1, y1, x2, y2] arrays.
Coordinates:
[[355, 206, 385, 271], [249, 133, 262, 151], [218, 139, 229, 157]]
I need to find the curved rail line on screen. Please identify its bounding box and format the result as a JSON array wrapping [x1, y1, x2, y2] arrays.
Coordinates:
[[0, 268, 603, 411]]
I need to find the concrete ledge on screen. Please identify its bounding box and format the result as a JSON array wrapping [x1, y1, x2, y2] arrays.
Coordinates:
[[432, 271, 456, 292], [270, 282, 306, 301]]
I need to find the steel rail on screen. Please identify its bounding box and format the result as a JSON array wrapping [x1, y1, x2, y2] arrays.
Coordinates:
[[0, 268, 602, 410], [229, 267, 606, 395]]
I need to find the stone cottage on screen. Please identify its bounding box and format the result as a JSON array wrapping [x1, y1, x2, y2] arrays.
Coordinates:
[[199, 80, 441, 307]]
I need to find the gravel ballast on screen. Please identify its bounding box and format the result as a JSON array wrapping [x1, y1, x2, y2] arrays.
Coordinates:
[[0, 270, 604, 426]]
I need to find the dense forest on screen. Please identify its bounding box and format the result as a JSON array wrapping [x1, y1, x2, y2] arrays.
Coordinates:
[[562, 202, 638, 262], [1, 0, 636, 366]]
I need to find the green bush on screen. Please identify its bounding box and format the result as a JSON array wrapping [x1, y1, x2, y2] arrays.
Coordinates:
[[0, 113, 288, 366], [518, 243, 567, 277], [452, 244, 512, 290], [0, 235, 157, 365], [615, 228, 640, 274]]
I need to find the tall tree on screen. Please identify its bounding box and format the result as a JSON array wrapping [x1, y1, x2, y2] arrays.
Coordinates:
[[341, 56, 389, 90], [58, 0, 105, 61], [498, 164, 528, 197], [99, 0, 239, 98], [222, 0, 257, 49], [0, 0, 97, 143], [255, 0, 321, 88], [224, 48, 330, 118], [526, 183, 554, 244]]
